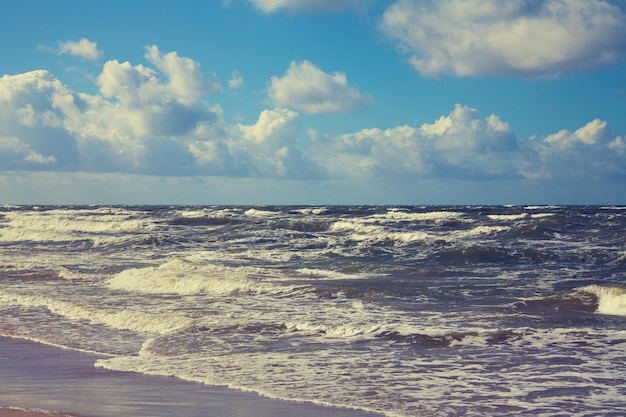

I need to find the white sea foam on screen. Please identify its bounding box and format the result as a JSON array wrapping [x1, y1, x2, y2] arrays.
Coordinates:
[[0, 208, 152, 245], [450, 225, 510, 239], [329, 220, 440, 245], [0, 290, 192, 334], [531, 213, 556, 219], [578, 284, 626, 316], [331, 217, 507, 246], [107, 258, 299, 296], [244, 208, 278, 217], [292, 268, 375, 280], [328, 220, 383, 236], [4, 205, 626, 417], [487, 213, 529, 221], [292, 207, 328, 215], [372, 210, 463, 222], [285, 321, 383, 339]]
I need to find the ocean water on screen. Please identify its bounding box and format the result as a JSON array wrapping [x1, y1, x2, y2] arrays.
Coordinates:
[[1, 205, 625, 417]]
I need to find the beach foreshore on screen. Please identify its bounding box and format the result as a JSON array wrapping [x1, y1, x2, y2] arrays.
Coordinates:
[[0, 336, 382, 417], [0, 409, 79, 417]]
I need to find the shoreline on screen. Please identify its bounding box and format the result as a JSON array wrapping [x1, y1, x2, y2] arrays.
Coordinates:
[[0, 336, 382, 417], [0, 409, 79, 417]]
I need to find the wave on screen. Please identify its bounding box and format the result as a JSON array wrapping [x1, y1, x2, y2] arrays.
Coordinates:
[[244, 208, 280, 217], [106, 258, 306, 296], [0, 208, 153, 245], [577, 285, 626, 316], [370, 210, 464, 223], [0, 290, 192, 334], [285, 321, 383, 339], [291, 207, 329, 215]]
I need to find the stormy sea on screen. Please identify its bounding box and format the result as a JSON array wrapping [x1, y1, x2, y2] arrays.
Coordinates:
[[1, 205, 625, 417]]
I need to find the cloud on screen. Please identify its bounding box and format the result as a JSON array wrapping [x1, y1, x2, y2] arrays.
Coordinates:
[[0, 48, 320, 179], [267, 60, 373, 114], [315, 104, 522, 179], [232, 108, 322, 178], [2, 47, 625, 191], [0, 135, 56, 167], [535, 119, 626, 180], [248, 0, 364, 13], [228, 70, 244, 89], [57, 38, 103, 60], [0, 70, 81, 170], [310, 104, 626, 182], [0, 46, 225, 175], [379, 0, 626, 77]]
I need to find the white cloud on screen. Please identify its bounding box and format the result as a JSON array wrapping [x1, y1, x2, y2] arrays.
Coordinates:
[[316, 104, 521, 179], [267, 60, 373, 114], [535, 118, 626, 180], [2, 46, 625, 192], [228, 70, 244, 89], [248, 0, 364, 13], [0, 135, 56, 166], [0, 70, 81, 169], [0, 46, 226, 175], [233, 107, 321, 178], [0, 49, 319, 179], [144, 45, 222, 99], [544, 119, 612, 148], [380, 0, 626, 77], [57, 38, 103, 61], [311, 104, 626, 182]]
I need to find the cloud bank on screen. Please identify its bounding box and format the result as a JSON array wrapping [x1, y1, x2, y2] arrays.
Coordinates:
[[309, 104, 625, 182], [1, 45, 625, 190], [380, 0, 626, 77]]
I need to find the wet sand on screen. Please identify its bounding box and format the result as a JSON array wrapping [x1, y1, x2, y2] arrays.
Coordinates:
[[0, 336, 382, 417], [0, 409, 76, 417]]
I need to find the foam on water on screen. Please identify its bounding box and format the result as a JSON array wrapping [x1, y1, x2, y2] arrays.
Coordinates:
[[578, 284, 626, 316], [0, 290, 192, 334], [0, 208, 153, 245], [370, 210, 463, 222], [107, 258, 306, 296], [487, 213, 530, 221], [244, 208, 279, 217], [95, 324, 626, 417], [3, 205, 626, 417]]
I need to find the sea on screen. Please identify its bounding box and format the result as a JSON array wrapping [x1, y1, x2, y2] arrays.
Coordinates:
[[1, 205, 625, 417]]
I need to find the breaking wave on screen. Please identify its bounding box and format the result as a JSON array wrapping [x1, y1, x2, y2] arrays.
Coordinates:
[[107, 258, 306, 296]]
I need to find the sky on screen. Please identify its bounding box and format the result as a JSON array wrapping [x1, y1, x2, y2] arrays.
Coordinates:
[[1, 0, 626, 205]]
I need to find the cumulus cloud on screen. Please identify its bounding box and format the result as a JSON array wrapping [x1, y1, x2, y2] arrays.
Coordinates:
[[309, 104, 626, 182], [315, 104, 521, 179], [0, 70, 81, 169], [0, 48, 321, 179], [0, 135, 56, 167], [228, 70, 244, 89], [0, 46, 226, 175], [248, 0, 364, 13], [267, 60, 373, 114], [2, 47, 625, 187], [232, 108, 322, 178], [379, 0, 626, 77], [57, 38, 103, 60], [535, 119, 626, 180]]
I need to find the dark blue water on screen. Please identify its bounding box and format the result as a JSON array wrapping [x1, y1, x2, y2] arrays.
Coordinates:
[[1, 205, 625, 416]]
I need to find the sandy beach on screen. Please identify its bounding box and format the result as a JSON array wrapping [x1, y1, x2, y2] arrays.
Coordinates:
[[0, 336, 381, 417], [0, 409, 78, 417]]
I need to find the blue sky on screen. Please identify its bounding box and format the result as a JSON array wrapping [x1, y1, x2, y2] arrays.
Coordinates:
[[1, 0, 626, 205]]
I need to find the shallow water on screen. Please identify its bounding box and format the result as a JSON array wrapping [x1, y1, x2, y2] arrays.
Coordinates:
[[0, 336, 378, 417], [1, 205, 626, 416]]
